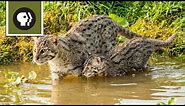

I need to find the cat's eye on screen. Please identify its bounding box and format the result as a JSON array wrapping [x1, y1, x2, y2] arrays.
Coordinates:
[[40, 49, 45, 54]]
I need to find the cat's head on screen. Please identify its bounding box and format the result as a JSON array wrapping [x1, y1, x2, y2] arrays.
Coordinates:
[[82, 56, 108, 78], [32, 35, 59, 65]]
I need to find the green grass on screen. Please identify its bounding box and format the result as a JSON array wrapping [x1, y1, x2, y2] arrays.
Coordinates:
[[0, 1, 5, 26], [0, 1, 185, 64]]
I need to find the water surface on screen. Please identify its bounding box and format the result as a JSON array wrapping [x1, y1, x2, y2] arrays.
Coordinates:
[[0, 57, 185, 105]]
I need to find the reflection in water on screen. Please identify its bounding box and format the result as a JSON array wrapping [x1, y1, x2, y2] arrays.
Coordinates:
[[0, 62, 50, 80], [50, 72, 161, 105], [0, 57, 185, 105]]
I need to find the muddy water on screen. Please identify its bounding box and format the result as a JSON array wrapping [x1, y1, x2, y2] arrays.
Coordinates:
[[0, 57, 185, 105]]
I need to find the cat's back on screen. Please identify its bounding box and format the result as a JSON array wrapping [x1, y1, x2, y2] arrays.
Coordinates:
[[64, 15, 119, 56], [70, 15, 112, 32]]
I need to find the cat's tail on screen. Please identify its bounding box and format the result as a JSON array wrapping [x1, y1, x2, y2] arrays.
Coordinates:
[[116, 25, 143, 39], [154, 33, 177, 47]]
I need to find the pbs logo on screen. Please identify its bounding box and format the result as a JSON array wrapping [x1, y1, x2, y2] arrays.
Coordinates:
[[13, 7, 36, 30]]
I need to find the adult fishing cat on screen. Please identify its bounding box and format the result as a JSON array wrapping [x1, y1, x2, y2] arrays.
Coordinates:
[[33, 15, 142, 80]]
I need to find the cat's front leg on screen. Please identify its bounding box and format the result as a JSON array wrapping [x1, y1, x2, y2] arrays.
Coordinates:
[[51, 71, 66, 80]]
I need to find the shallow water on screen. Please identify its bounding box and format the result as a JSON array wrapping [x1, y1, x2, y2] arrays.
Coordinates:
[[0, 57, 185, 105]]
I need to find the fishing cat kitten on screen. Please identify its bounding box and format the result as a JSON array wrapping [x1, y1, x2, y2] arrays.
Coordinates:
[[82, 34, 177, 78]]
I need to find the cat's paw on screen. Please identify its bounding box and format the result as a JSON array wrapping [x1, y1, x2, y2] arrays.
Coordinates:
[[51, 72, 63, 80]]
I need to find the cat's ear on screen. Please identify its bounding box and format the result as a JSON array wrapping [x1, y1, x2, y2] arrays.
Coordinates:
[[96, 57, 102, 64], [91, 57, 102, 66], [52, 36, 59, 46]]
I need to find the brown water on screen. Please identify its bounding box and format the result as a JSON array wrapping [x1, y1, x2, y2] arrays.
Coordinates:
[[0, 57, 185, 105]]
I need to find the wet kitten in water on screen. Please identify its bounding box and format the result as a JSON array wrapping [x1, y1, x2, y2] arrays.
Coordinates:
[[82, 34, 177, 78]]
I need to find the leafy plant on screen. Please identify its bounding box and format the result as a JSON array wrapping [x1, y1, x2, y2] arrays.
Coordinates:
[[3, 71, 37, 87], [129, 18, 183, 56], [0, 1, 185, 64], [109, 13, 129, 28], [0, 1, 5, 26], [157, 98, 176, 105]]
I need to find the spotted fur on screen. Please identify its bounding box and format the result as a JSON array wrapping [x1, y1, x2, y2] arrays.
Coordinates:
[[33, 15, 142, 80], [82, 34, 177, 78]]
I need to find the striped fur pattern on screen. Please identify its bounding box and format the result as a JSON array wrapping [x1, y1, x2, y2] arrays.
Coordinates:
[[33, 15, 142, 80], [82, 34, 177, 78]]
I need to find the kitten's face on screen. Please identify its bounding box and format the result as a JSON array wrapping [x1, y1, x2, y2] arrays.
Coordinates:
[[82, 56, 107, 78], [32, 35, 59, 65]]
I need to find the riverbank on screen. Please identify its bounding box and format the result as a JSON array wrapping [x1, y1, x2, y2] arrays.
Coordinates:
[[0, 1, 184, 65]]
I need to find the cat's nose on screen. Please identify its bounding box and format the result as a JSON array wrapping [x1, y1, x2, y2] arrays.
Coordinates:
[[32, 56, 39, 64], [36, 56, 39, 60]]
